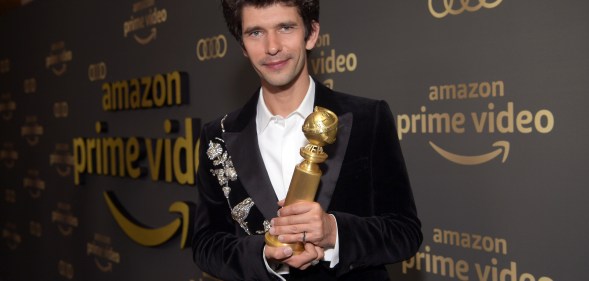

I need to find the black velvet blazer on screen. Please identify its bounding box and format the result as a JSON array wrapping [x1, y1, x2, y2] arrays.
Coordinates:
[[192, 81, 422, 281]]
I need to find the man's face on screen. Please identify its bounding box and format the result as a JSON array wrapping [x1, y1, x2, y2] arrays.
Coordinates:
[[241, 3, 318, 90]]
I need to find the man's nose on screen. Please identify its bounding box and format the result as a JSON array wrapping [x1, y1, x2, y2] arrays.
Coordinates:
[[266, 32, 281, 55]]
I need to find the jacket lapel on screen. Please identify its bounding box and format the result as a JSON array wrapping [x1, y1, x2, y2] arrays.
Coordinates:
[[223, 93, 278, 220], [313, 82, 353, 210]]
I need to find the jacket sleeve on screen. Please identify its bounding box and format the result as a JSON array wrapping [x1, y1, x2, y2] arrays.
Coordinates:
[[191, 123, 275, 281], [331, 100, 422, 277]]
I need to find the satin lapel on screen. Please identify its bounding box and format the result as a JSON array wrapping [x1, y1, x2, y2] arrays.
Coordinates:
[[317, 112, 352, 210], [223, 118, 278, 220], [312, 81, 353, 210]]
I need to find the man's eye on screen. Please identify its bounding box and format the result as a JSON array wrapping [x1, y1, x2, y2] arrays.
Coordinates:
[[248, 31, 262, 37], [280, 25, 294, 32]]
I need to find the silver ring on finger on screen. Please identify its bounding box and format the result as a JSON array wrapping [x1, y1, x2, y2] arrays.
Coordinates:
[[311, 260, 319, 266], [302, 231, 307, 243]]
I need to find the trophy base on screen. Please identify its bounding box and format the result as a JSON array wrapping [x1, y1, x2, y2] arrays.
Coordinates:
[[264, 232, 304, 255]]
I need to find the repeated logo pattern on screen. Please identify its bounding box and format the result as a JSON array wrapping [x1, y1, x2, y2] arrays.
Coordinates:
[[196, 35, 228, 61], [428, 0, 503, 18]]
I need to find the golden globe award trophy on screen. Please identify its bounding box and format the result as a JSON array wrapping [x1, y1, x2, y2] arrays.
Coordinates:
[[265, 106, 338, 254]]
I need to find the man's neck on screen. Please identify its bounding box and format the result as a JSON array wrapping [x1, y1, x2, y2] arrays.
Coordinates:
[[261, 74, 311, 117]]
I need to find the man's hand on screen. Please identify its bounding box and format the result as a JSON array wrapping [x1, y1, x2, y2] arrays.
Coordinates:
[[269, 200, 337, 249], [264, 243, 324, 270]]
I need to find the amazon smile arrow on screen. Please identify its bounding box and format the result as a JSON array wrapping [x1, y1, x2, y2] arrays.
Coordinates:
[[429, 140, 510, 165], [104, 191, 193, 248]]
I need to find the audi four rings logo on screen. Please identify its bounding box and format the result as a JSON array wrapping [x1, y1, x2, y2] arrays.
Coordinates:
[[428, 0, 503, 18], [196, 35, 227, 61]]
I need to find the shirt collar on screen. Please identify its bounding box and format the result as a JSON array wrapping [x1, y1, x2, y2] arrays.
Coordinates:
[[256, 77, 315, 134]]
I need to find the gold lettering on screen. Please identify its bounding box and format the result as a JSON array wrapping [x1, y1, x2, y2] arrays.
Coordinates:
[[102, 71, 187, 112], [112, 81, 129, 111], [86, 138, 96, 173], [72, 118, 201, 185], [73, 138, 86, 185], [428, 0, 503, 19], [141, 76, 153, 108], [472, 234, 482, 250], [125, 137, 141, 178], [173, 118, 195, 184], [439, 85, 456, 100], [102, 138, 125, 176], [468, 82, 479, 99], [429, 80, 505, 102], [457, 84, 467, 99], [130, 79, 141, 109], [432, 228, 443, 243], [164, 138, 173, 182], [535, 109, 554, 133], [428, 113, 451, 133], [516, 110, 533, 133], [166, 71, 182, 105], [432, 228, 508, 255], [429, 86, 439, 101], [152, 74, 166, 107], [310, 49, 358, 75], [102, 83, 111, 111], [145, 138, 163, 181]]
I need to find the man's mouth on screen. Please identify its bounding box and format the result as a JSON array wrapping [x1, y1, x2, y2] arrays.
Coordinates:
[[263, 58, 289, 70]]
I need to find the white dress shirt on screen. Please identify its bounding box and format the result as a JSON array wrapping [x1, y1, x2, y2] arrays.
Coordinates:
[[256, 79, 339, 278]]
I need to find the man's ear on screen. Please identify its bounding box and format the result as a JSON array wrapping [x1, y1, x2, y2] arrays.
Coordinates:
[[305, 21, 321, 51], [242, 45, 249, 57]]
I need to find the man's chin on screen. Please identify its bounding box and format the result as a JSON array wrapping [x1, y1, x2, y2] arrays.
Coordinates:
[[261, 76, 294, 89]]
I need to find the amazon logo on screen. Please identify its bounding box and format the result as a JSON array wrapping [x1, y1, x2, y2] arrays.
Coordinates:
[[104, 191, 194, 248], [23, 169, 45, 199], [21, 116, 44, 146], [397, 80, 555, 165], [123, 0, 168, 45], [49, 143, 74, 177], [87, 233, 120, 272], [1, 142, 18, 168], [429, 140, 509, 165], [45, 41, 72, 76], [51, 202, 79, 236]]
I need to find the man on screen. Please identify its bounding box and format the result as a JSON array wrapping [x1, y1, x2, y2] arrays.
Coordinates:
[[192, 0, 422, 280]]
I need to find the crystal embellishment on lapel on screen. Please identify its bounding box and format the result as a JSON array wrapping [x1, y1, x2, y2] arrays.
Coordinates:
[[206, 115, 257, 235], [207, 140, 238, 195], [231, 198, 255, 235], [256, 220, 271, 235]]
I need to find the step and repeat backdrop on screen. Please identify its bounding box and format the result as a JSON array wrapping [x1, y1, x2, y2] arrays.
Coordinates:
[[1, 0, 587, 280]]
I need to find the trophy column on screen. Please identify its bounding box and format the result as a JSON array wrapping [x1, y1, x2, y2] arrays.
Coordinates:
[[265, 106, 338, 254]]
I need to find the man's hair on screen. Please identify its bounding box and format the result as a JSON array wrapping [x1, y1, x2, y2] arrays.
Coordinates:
[[221, 0, 320, 44]]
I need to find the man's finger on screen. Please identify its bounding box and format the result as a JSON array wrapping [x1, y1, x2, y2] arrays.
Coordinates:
[[278, 201, 314, 216], [283, 242, 320, 269], [264, 246, 294, 261]]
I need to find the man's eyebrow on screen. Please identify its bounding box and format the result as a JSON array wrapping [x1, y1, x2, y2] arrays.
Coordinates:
[[276, 21, 298, 27], [243, 25, 262, 35], [243, 21, 299, 34]]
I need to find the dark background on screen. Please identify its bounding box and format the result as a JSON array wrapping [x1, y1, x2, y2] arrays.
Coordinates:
[[1, 0, 587, 280]]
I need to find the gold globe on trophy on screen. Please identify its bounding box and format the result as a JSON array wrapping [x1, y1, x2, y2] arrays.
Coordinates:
[[265, 106, 338, 254]]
